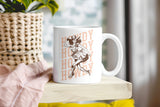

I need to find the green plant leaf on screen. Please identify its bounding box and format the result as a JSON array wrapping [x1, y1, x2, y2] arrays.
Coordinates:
[[0, 0, 14, 12], [37, 0, 48, 5], [0, 0, 25, 12], [47, 0, 59, 15], [0, 0, 59, 15], [17, 0, 33, 9], [29, 0, 59, 15], [0, 5, 4, 12], [5, 0, 25, 12], [28, 2, 45, 12]]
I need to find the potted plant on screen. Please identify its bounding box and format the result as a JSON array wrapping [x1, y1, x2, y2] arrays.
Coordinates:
[[0, 0, 59, 69]]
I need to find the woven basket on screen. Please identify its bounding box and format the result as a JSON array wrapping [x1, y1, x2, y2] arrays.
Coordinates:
[[0, 12, 43, 69]]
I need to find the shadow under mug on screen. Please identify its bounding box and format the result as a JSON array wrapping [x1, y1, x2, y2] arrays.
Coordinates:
[[53, 26, 123, 84]]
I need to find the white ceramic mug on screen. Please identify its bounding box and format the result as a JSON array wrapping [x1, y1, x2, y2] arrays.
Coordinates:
[[53, 26, 123, 83]]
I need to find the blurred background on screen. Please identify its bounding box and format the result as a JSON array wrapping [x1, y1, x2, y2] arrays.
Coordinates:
[[40, 0, 160, 107]]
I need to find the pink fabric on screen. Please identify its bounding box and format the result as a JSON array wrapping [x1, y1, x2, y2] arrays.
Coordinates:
[[0, 60, 52, 107]]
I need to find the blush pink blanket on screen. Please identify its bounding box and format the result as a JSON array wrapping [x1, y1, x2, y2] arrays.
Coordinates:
[[0, 60, 52, 107]]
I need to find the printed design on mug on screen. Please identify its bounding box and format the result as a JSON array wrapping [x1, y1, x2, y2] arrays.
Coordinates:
[[64, 35, 90, 78], [61, 29, 94, 80]]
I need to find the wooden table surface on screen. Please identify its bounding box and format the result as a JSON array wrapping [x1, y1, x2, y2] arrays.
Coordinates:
[[40, 76, 132, 103]]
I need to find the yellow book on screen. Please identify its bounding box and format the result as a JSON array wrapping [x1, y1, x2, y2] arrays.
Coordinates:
[[39, 99, 134, 107]]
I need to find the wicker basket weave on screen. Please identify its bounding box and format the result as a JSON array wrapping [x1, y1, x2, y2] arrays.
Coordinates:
[[0, 12, 43, 69]]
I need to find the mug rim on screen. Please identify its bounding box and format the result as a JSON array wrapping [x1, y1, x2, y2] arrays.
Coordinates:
[[54, 26, 102, 29]]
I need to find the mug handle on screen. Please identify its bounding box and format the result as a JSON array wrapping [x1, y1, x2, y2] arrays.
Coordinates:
[[101, 33, 123, 76]]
